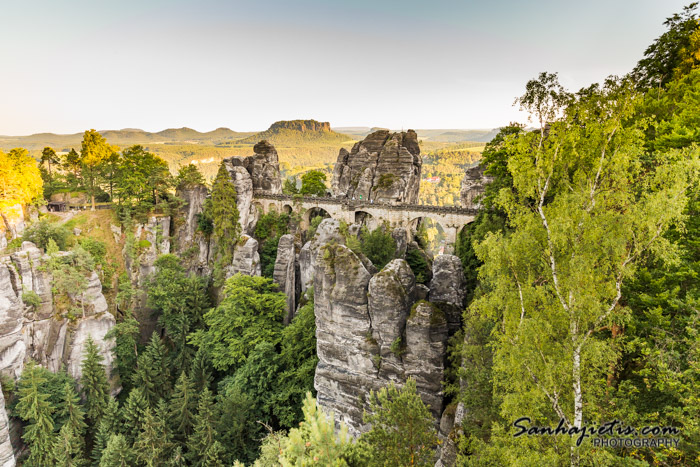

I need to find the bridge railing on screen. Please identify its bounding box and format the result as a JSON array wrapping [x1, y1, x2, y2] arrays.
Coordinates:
[[252, 191, 478, 216]]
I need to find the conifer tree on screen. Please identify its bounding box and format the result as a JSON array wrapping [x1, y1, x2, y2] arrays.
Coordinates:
[[16, 361, 56, 466], [99, 434, 134, 467], [59, 381, 87, 441], [80, 337, 110, 425], [52, 422, 87, 467], [186, 387, 217, 467], [189, 346, 213, 392], [203, 440, 226, 467], [208, 162, 240, 284], [134, 403, 174, 467], [169, 372, 197, 442], [122, 387, 149, 444], [133, 332, 172, 405], [91, 398, 121, 466]]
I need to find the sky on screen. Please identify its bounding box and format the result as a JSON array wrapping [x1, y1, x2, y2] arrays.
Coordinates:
[[0, 0, 690, 135]]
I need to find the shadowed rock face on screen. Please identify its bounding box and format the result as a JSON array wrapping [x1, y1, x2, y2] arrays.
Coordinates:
[[173, 185, 212, 273], [273, 234, 298, 324], [225, 140, 282, 194], [460, 164, 493, 209], [332, 130, 422, 204], [0, 243, 116, 388], [312, 220, 450, 436], [0, 381, 14, 467]]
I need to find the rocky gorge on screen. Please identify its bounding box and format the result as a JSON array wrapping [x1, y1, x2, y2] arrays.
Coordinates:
[[0, 131, 485, 465]]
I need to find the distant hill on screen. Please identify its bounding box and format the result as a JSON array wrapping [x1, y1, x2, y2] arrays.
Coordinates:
[[0, 127, 254, 151], [236, 120, 354, 146], [334, 127, 501, 143]]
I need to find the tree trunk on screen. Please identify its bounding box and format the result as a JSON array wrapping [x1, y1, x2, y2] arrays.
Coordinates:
[[571, 343, 582, 467]]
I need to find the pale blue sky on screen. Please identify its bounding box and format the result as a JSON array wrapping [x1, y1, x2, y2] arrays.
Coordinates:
[[0, 0, 689, 135]]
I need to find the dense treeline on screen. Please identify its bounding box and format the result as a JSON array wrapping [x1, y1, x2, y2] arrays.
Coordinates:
[[454, 4, 700, 465]]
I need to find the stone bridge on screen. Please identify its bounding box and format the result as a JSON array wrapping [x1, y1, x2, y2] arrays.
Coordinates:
[[252, 191, 478, 251]]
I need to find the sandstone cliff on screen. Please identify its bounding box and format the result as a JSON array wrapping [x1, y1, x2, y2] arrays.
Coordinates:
[[224, 140, 282, 194], [310, 219, 463, 438], [332, 130, 422, 204], [460, 164, 493, 209], [0, 242, 116, 386], [0, 382, 13, 467]]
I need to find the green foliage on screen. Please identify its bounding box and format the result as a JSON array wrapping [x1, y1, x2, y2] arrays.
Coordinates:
[[254, 211, 290, 278], [209, 162, 241, 284], [282, 176, 299, 195], [51, 422, 87, 467], [190, 274, 285, 371], [81, 129, 118, 209], [133, 332, 172, 406], [133, 403, 175, 467], [22, 290, 41, 309], [308, 215, 324, 238], [147, 254, 210, 371], [359, 379, 438, 466], [169, 372, 197, 443], [279, 393, 351, 466], [186, 388, 217, 466], [299, 169, 328, 196], [105, 308, 139, 392], [357, 224, 396, 270], [91, 398, 121, 466], [405, 248, 430, 285], [80, 337, 110, 425], [99, 434, 135, 467], [633, 3, 700, 88], [16, 362, 56, 466], [176, 163, 206, 190], [215, 383, 260, 464], [275, 294, 318, 428], [22, 219, 71, 250]]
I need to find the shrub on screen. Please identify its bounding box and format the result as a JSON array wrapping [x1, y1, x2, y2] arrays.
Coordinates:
[[22, 219, 71, 250], [22, 290, 41, 309]]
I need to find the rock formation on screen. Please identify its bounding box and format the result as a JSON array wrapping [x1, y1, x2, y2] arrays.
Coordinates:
[[124, 216, 171, 288], [0, 204, 25, 250], [311, 220, 450, 436], [272, 234, 298, 324], [227, 235, 261, 278], [173, 184, 211, 273], [332, 130, 422, 204], [0, 382, 14, 467], [0, 242, 116, 386], [460, 164, 493, 209], [429, 255, 466, 334], [225, 140, 282, 194]]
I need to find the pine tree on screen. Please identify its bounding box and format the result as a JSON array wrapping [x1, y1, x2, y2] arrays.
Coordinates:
[[91, 398, 121, 466], [169, 372, 197, 443], [16, 361, 56, 466], [52, 423, 88, 467], [359, 379, 438, 466], [203, 440, 226, 467], [134, 403, 174, 467], [186, 388, 217, 467], [133, 332, 172, 405], [60, 381, 87, 440], [122, 387, 149, 444], [80, 337, 110, 425], [99, 434, 134, 467], [189, 346, 213, 393], [208, 162, 240, 284]]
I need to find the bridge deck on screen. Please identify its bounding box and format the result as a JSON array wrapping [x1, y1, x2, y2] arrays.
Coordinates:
[[252, 192, 478, 216]]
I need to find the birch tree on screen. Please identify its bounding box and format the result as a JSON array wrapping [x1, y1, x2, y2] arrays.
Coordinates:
[[473, 75, 699, 465]]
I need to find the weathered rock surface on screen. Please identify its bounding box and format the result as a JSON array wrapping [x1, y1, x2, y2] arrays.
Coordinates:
[[227, 235, 261, 278], [222, 164, 258, 236], [125, 216, 171, 288], [0, 243, 116, 389], [0, 382, 14, 467], [225, 140, 282, 194], [429, 254, 466, 334], [313, 221, 450, 437], [332, 130, 422, 204], [273, 234, 298, 323], [173, 185, 212, 272], [460, 164, 493, 209], [0, 204, 25, 249]]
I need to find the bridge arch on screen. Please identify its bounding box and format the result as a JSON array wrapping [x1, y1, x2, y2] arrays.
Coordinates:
[[410, 216, 448, 256], [301, 207, 332, 231]]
